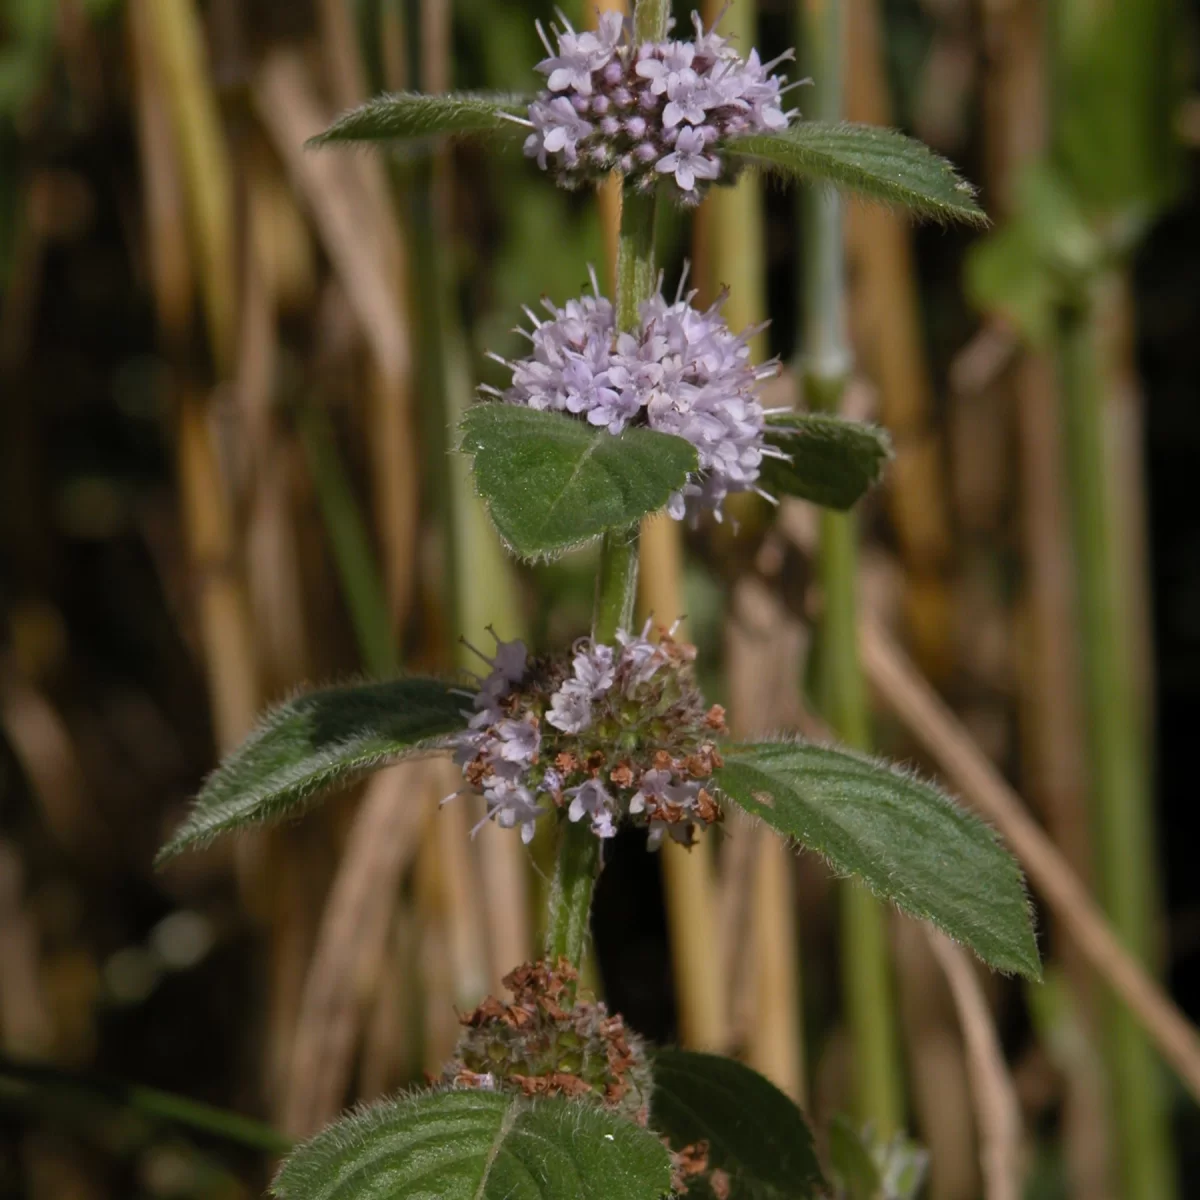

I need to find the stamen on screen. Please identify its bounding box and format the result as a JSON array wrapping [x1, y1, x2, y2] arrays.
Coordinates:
[[535, 19, 555, 57], [754, 486, 780, 506], [675, 259, 692, 303], [496, 110, 534, 129], [459, 636, 495, 668]]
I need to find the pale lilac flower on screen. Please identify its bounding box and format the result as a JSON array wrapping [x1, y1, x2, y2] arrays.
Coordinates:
[[484, 779, 545, 844], [572, 642, 616, 694], [546, 681, 593, 734], [529, 95, 593, 166], [567, 779, 619, 838], [494, 715, 540, 765], [536, 11, 624, 95], [616, 620, 666, 687], [655, 125, 720, 194]]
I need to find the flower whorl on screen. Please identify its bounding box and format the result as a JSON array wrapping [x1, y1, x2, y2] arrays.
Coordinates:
[[483, 270, 781, 522], [520, 10, 798, 203], [449, 625, 727, 848]]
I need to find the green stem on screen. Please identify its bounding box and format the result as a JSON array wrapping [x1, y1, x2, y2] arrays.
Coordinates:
[[544, 820, 601, 968], [801, 0, 903, 1138], [633, 0, 671, 44], [1059, 293, 1174, 1199], [297, 401, 397, 678], [0, 1055, 290, 1154], [593, 529, 640, 642], [545, 177, 660, 975], [615, 187, 659, 334]]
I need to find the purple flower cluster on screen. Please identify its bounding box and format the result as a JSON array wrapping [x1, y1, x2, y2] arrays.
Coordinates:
[[482, 271, 784, 521], [448, 627, 727, 849], [513, 10, 797, 202]]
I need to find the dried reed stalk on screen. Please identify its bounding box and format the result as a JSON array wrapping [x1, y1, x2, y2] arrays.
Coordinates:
[[126, 0, 193, 344], [316, 0, 419, 638], [239, 175, 310, 694], [894, 918, 977, 1200], [857, 615, 1200, 1106], [140, 0, 236, 373], [129, 0, 260, 758], [844, 0, 954, 681], [636, 514, 728, 1052], [0, 841, 53, 1056], [283, 764, 435, 1138], [725, 572, 808, 1102], [927, 930, 1024, 1200], [254, 54, 408, 387], [359, 907, 420, 1100], [980, 0, 1112, 1189], [0, 672, 100, 862], [174, 393, 261, 754], [594, 0, 625, 285]]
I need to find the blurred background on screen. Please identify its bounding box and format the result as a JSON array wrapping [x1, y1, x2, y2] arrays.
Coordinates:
[[2, 0, 1199, 1196]]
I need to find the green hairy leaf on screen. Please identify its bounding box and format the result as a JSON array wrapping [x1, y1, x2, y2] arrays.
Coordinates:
[[460, 405, 698, 560], [157, 678, 467, 861], [715, 741, 1040, 978], [651, 1049, 824, 1198], [728, 122, 986, 226], [309, 91, 531, 147], [272, 1089, 673, 1200], [762, 413, 891, 510]]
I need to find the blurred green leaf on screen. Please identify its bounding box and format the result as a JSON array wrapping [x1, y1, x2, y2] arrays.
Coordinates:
[[966, 164, 1107, 342], [761, 413, 891, 510], [715, 741, 1041, 978], [272, 1089, 673, 1200], [0, 1055, 291, 1154], [0, 0, 58, 117], [728, 122, 986, 225], [460, 405, 697, 560], [157, 679, 467, 861], [650, 1049, 824, 1198], [309, 91, 530, 147], [828, 1117, 881, 1200], [1053, 0, 1182, 219]]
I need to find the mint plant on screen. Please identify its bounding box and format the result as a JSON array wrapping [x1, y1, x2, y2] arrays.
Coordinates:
[[159, 4, 1036, 1196]]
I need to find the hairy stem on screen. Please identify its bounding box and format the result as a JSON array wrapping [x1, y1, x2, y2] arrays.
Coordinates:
[[1059, 292, 1175, 1199], [801, 0, 903, 1137], [633, 0, 671, 44], [544, 820, 601, 969], [615, 187, 659, 333], [546, 177, 660, 975]]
